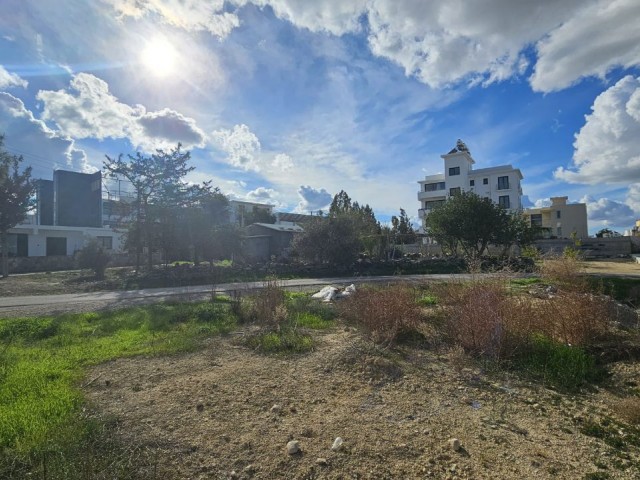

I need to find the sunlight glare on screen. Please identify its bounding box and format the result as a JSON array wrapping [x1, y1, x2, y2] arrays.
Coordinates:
[[141, 36, 177, 77]]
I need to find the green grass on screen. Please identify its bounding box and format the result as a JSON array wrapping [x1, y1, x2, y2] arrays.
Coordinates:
[[509, 277, 543, 287], [246, 329, 314, 354], [292, 311, 335, 329], [0, 301, 236, 478], [515, 335, 602, 391], [417, 294, 438, 306], [591, 276, 640, 305]]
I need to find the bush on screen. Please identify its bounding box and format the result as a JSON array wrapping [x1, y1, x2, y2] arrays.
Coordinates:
[[338, 284, 423, 345], [246, 329, 313, 354], [75, 240, 110, 279]]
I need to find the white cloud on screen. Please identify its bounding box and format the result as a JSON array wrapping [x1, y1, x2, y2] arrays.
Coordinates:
[[531, 0, 640, 92], [104, 0, 240, 38], [294, 185, 332, 213], [244, 186, 284, 208], [0, 65, 27, 89], [580, 194, 637, 227], [555, 75, 640, 184], [211, 124, 262, 171], [272, 153, 293, 171], [533, 198, 552, 208], [626, 183, 640, 213], [36, 73, 206, 150], [0, 92, 88, 177]]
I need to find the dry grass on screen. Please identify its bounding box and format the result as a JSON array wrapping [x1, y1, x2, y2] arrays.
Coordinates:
[[338, 284, 423, 345], [611, 397, 640, 425], [539, 255, 588, 292]]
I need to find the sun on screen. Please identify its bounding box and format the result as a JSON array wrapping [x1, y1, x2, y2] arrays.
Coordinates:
[[141, 36, 177, 77]]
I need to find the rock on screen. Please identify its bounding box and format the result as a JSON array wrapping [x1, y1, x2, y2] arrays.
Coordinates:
[[243, 464, 256, 474], [331, 437, 344, 451], [286, 440, 300, 455], [448, 438, 461, 452], [270, 404, 282, 414], [316, 458, 328, 466], [196, 403, 204, 412]]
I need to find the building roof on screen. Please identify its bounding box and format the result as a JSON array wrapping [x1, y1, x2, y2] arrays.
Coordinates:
[[252, 222, 304, 232]]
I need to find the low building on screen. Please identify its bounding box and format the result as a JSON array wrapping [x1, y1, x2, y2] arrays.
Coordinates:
[[6, 169, 123, 260], [523, 196, 588, 240], [418, 140, 523, 230], [243, 222, 303, 261], [229, 200, 275, 227]]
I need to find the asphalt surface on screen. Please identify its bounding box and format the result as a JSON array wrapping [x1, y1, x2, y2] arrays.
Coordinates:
[[0, 274, 486, 316]]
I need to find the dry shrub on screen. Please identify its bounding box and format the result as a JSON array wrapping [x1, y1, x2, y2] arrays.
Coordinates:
[[338, 284, 422, 345], [539, 255, 587, 292], [534, 292, 611, 346], [611, 397, 640, 425], [438, 280, 533, 359], [237, 278, 287, 327]]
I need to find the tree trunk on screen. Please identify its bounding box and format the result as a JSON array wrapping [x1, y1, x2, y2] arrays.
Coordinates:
[[1, 231, 8, 278]]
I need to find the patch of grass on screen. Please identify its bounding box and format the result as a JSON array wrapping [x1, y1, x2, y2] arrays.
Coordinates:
[[516, 335, 602, 391], [580, 417, 640, 452], [417, 294, 438, 306], [592, 277, 640, 306], [0, 300, 236, 478], [584, 472, 610, 480], [509, 277, 542, 287], [246, 329, 314, 354], [292, 311, 335, 329]]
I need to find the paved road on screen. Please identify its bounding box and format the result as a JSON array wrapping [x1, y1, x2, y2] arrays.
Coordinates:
[[0, 274, 492, 317]]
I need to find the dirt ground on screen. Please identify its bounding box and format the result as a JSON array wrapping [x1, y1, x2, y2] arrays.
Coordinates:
[[85, 327, 640, 480], [582, 259, 640, 277]]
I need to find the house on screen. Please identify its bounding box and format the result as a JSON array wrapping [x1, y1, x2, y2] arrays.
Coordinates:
[[7, 170, 123, 259], [243, 222, 303, 261], [522, 196, 588, 239], [418, 140, 523, 230]]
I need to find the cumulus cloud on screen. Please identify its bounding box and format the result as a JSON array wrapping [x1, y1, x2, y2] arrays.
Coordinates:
[[104, 0, 240, 38], [37, 73, 206, 150], [0, 92, 88, 177], [244, 186, 284, 208], [531, 0, 640, 92], [211, 124, 262, 171], [294, 185, 332, 213], [533, 198, 552, 208], [101, 1, 640, 92], [272, 153, 294, 171], [580, 194, 637, 227], [0, 65, 27, 89], [626, 183, 640, 213], [555, 76, 640, 184]]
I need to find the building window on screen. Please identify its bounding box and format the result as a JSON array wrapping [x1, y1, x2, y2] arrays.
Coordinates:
[[97, 236, 113, 250], [425, 182, 446, 192], [556, 210, 561, 219], [46, 237, 67, 256], [425, 200, 446, 211], [470, 179, 475, 186], [448, 166, 460, 176], [497, 176, 510, 190], [450, 187, 461, 196], [498, 195, 510, 209], [530, 214, 543, 227], [483, 178, 488, 185]]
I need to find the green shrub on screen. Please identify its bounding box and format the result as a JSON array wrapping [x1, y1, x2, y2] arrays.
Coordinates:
[[75, 239, 110, 279], [516, 335, 601, 390]]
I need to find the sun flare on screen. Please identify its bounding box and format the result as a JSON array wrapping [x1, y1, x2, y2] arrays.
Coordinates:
[[141, 36, 177, 77]]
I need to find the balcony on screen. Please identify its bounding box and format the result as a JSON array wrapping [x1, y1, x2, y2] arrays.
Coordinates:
[[418, 191, 446, 201]]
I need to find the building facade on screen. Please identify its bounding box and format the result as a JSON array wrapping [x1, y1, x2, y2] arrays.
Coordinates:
[[418, 140, 523, 229], [7, 170, 123, 258], [523, 196, 588, 240]]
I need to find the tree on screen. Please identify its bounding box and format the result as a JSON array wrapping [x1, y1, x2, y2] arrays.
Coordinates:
[[104, 144, 208, 270], [0, 135, 35, 278], [243, 208, 276, 225], [391, 208, 417, 245], [76, 239, 110, 279], [292, 216, 361, 265], [425, 191, 535, 258]]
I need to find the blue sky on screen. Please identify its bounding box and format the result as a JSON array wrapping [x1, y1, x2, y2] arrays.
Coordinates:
[[1, 0, 640, 234]]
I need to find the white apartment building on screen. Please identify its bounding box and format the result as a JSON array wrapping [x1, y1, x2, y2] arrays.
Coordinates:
[[418, 140, 523, 229]]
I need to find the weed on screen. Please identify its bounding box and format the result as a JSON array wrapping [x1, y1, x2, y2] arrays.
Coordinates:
[[338, 284, 423, 345], [516, 335, 601, 391], [417, 294, 438, 306], [584, 472, 610, 480], [246, 328, 313, 354], [292, 311, 334, 329]]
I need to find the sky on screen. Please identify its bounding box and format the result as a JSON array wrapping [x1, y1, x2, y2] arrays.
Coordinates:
[[1, 0, 640, 234]]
